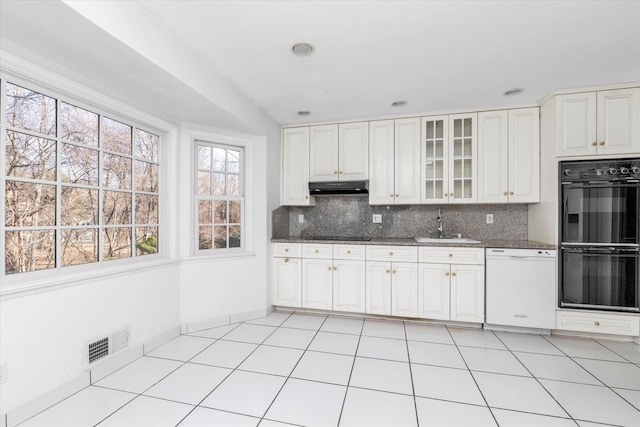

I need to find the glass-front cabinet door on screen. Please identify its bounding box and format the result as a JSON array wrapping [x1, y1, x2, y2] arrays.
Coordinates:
[[448, 113, 477, 203], [421, 116, 448, 203]]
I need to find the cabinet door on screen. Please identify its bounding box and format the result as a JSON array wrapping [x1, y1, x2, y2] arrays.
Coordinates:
[[282, 127, 315, 206], [395, 118, 422, 204], [391, 262, 418, 317], [477, 111, 508, 204], [339, 122, 369, 180], [302, 258, 333, 310], [556, 93, 597, 157], [333, 260, 366, 313], [450, 264, 484, 323], [366, 261, 392, 315], [508, 107, 540, 203], [369, 120, 395, 205], [448, 113, 477, 203], [309, 124, 339, 182], [417, 263, 450, 320], [272, 257, 302, 307], [421, 116, 449, 204], [597, 88, 640, 155]]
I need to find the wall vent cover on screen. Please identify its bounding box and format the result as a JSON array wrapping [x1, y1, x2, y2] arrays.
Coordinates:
[[84, 326, 130, 369]]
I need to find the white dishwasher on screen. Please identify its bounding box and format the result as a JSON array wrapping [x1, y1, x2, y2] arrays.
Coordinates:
[[486, 248, 557, 330]]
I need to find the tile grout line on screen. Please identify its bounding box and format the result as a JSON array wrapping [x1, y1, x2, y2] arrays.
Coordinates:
[[402, 321, 421, 427], [335, 315, 366, 427]]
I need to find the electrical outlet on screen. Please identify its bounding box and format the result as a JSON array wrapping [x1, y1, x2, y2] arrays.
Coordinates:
[[0, 362, 7, 384], [373, 214, 382, 223], [486, 214, 494, 224], [298, 214, 304, 223]]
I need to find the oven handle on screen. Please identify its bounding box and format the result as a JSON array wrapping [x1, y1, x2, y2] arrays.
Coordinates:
[[562, 247, 640, 255]]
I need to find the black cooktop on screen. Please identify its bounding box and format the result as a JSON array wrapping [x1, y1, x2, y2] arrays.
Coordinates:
[[302, 236, 372, 242]]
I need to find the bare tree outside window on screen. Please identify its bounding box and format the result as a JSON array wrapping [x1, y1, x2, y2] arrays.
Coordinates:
[[2, 81, 161, 275]]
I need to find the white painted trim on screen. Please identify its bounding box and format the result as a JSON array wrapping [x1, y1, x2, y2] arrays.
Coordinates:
[[142, 325, 181, 355], [537, 81, 640, 105], [183, 307, 272, 334]]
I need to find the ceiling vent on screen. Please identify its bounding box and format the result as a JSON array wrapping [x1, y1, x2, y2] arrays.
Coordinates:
[[84, 326, 130, 369]]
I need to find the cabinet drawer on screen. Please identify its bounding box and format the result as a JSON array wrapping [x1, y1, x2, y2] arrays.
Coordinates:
[[273, 243, 303, 258], [556, 310, 640, 336], [366, 245, 417, 262], [303, 243, 333, 259], [419, 247, 484, 265], [333, 244, 366, 260]]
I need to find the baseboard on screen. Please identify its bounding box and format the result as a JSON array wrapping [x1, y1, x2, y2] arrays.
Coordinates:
[[484, 324, 552, 335], [5, 373, 90, 427], [551, 329, 635, 342], [183, 306, 273, 334], [2, 325, 179, 427]]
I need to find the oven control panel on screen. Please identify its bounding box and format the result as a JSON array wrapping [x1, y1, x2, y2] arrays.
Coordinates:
[[561, 158, 640, 181]]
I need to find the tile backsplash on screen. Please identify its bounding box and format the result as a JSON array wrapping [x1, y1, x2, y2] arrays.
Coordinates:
[[271, 197, 528, 240]]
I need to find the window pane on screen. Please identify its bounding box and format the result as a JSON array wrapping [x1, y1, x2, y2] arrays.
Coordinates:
[[199, 226, 212, 250], [198, 200, 212, 224], [135, 161, 158, 192], [135, 194, 158, 225], [214, 200, 227, 224], [229, 225, 241, 248], [60, 102, 98, 146], [6, 83, 56, 135], [5, 131, 56, 181], [213, 148, 226, 171], [61, 187, 98, 226], [135, 227, 158, 256], [229, 200, 241, 224], [227, 174, 240, 196], [61, 229, 97, 267], [103, 227, 131, 260], [227, 150, 240, 173], [103, 153, 132, 189], [214, 226, 227, 249], [103, 191, 132, 225], [212, 173, 225, 195], [5, 181, 56, 227], [197, 171, 211, 195], [198, 145, 211, 169], [134, 129, 158, 162], [5, 230, 55, 274], [103, 117, 131, 154], [61, 144, 98, 186]]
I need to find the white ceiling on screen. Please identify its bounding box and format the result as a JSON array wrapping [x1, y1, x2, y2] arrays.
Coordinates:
[[2, 0, 639, 130]]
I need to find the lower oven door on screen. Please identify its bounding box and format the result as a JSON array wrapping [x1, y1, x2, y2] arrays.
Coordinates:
[[561, 247, 640, 312]]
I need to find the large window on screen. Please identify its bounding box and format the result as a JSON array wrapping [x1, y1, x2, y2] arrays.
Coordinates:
[[195, 141, 244, 252], [2, 81, 161, 275]]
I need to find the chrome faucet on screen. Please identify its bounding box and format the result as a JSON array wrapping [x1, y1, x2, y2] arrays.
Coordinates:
[[436, 208, 444, 239]]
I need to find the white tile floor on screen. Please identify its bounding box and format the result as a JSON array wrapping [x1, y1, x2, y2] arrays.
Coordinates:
[[17, 312, 640, 427]]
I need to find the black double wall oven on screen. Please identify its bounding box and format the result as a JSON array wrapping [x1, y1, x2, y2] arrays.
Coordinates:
[[559, 158, 640, 313]]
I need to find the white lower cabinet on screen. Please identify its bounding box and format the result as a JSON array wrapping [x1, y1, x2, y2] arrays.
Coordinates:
[[366, 261, 417, 317], [302, 258, 333, 310], [272, 256, 302, 307], [418, 247, 485, 324], [333, 259, 366, 313]]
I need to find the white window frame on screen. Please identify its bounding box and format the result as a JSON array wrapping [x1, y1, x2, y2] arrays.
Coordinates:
[[0, 52, 176, 297], [188, 129, 254, 258]]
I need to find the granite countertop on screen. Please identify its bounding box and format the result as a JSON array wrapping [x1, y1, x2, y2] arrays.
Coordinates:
[[271, 237, 557, 250]]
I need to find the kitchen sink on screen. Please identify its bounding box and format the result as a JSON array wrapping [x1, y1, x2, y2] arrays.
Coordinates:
[[414, 237, 481, 244]]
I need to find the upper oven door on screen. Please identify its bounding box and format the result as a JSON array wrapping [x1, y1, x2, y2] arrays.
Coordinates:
[[562, 182, 639, 245]]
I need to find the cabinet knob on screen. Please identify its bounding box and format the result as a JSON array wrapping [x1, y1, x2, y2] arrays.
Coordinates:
[[305, 195, 309, 199], [395, 194, 399, 197], [285, 248, 289, 252], [452, 272, 457, 276], [285, 258, 289, 262], [599, 141, 605, 146], [445, 272, 450, 276], [390, 194, 394, 198], [328, 266, 332, 270], [334, 170, 338, 174], [444, 193, 448, 197], [450, 193, 454, 197], [591, 141, 597, 146], [392, 269, 397, 274], [386, 269, 390, 273], [333, 266, 337, 270], [389, 252, 393, 256], [503, 192, 508, 195], [510, 192, 514, 195], [594, 321, 600, 326], [339, 171, 343, 174], [448, 253, 453, 257], [315, 249, 319, 253]]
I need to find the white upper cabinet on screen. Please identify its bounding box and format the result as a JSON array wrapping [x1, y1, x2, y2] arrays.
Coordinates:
[[309, 125, 339, 181], [556, 88, 640, 157], [422, 114, 477, 204], [369, 118, 421, 205], [477, 108, 539, 203], [282, 127, 315, 206], [309, 122, 368, 182]]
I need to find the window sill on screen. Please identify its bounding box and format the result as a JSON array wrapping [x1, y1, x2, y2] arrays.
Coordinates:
[[182, 251, 257, 264], [0, 256, 181, 301]]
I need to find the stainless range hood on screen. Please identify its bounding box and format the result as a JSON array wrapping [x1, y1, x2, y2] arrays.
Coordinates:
[[309, 180, 368, 196]]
